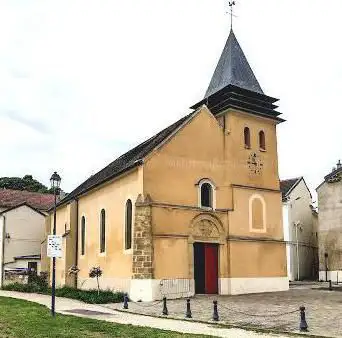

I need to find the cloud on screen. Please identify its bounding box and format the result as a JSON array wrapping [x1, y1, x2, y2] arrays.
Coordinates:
[[1, 110, 50, 134], [0, 0, 341, 195]]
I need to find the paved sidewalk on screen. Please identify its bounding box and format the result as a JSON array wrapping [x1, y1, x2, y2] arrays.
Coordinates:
[[0, 290, 292, 338], [108, 286, 341, 338]]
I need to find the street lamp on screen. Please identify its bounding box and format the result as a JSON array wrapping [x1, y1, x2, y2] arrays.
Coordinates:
[[324, 252, 329, 282], [294, 221, 301, 281], [292, 196, 302, 281], [50, 171, 61, 317]]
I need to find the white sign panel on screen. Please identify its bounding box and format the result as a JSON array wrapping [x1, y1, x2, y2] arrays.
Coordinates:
[[47, 235, 63, 258]]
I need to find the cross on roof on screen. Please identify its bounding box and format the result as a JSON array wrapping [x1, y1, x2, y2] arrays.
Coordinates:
[[228, 1, 236, 29]]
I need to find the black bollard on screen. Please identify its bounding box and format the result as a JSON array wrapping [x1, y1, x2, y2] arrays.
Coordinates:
[[186, 298, 192, 318], [123, 293, 129, 309], [212, 300, 219, 321], [162, 297, 168, 316], [329, 280, 333, 291], [299, 306, 308, 332]]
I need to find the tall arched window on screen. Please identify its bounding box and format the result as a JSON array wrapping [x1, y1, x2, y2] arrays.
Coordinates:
[[100, 209, 106, 253], [244, 127, 251, 148], [81, 216, 86, 256], [125, 199, 133, 250], [201, 183, 213, 208], [259, 130, 266, 150]]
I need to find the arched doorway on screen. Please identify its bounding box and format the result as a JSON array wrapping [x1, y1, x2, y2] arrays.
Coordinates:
[[189, 214, 225, 294]]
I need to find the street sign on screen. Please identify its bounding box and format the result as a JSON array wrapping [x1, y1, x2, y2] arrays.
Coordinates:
[[47, 235, 63, 258]]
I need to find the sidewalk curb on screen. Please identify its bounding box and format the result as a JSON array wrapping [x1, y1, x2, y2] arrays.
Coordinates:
[[0, 291, 331, 338], [111, 308, 329, 338]]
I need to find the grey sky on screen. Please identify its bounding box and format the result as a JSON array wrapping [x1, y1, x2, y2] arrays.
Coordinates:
[[0, 0, 341, 197]]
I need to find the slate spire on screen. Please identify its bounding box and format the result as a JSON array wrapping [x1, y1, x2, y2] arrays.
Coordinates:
[[191, 28, 282, 123], [205, 29, 263, 98]]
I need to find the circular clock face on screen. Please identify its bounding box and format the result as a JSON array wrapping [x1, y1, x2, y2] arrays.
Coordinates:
[[247, 152, 263, 175]]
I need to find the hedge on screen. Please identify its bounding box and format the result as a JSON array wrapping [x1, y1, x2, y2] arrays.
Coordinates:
[[2, 283, 124, 304]]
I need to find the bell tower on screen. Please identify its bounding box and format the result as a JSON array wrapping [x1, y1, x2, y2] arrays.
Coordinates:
[[191, 29, 284, 124], [190, 24, 288, 295]]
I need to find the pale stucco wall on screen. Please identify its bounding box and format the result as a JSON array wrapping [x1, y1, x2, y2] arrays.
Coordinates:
[[40, 214, 51, 280], [49, 200, 78, 288], [2, 206, 45, 264], [317, 179, 342, 279], [51, 167, 143, 291], [77, 168, 143, 291], [283, 179, 317, 281], [51, 204, 69, 287]]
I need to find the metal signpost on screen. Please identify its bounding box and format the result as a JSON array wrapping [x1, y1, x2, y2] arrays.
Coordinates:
[[49, 171, 61, 317], [47, 235, 63, 259]]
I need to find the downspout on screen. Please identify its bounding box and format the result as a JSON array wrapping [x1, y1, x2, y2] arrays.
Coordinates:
[[74, 198, 79, 289], [1, 215, 6, 288]]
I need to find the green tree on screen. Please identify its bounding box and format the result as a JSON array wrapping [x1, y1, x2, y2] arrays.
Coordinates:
[[0, 175, 53, 193]]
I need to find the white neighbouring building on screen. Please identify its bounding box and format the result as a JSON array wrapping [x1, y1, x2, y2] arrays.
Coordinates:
[[281, 177, 318, 281], [0, 189, 54, 286], [317, 161, 342, 282]]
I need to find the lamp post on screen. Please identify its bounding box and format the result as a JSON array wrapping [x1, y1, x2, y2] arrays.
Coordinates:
[[324, 252, 329, 282], [50, 171, 61, 317], [292, 197, 301, 281], [294, 221, 301, 281]]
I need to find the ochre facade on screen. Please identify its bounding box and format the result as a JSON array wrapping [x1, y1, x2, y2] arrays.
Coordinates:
[[47, 106, 287, 300]]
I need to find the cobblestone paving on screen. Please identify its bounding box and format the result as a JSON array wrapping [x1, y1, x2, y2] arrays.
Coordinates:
[[109, 284, 342, 337]]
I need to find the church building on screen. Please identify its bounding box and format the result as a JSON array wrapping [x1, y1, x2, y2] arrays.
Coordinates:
[[47, 27, 288, 301]]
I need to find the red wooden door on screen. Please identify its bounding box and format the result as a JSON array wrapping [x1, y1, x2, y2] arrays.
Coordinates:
[[204, 244, 218, 294]]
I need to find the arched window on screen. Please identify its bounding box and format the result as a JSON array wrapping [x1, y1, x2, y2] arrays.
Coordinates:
[[125, 199, 133, 250], [244, 127, 251, 148], [100, 209, 106, 253], [201, 183, 213, 208], [259, 130, 266, 150], [81, 216, 86, 256], [249, 194, 266, 232]]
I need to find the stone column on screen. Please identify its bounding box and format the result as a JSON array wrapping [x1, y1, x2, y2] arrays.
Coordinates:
[[130, 194, 155, 301], [132, 194, 153, 279]]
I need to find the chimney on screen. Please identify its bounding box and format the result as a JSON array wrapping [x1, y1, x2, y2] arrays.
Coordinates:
[[337, 160, 342, 169]]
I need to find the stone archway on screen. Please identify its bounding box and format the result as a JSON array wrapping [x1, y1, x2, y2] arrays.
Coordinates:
[[189, 213, 226, 244], [188, 213, 226, 294]]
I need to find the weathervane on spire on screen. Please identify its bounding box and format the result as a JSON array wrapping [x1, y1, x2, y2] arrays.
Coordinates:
[[228, 1, 236, 29]]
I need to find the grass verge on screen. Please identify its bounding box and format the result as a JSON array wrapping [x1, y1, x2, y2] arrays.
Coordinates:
[[0, 296, 209, 338]]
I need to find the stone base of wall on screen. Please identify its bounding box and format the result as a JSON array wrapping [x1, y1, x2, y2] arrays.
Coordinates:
[[130, 278, 195, 302], [319, 270, 342, 283], [77, 277, 131, 293], [221, 277, 289, 295], [130, 277, 289, 301], [3, 274, 28, 285], [73, 276, 291, 300]]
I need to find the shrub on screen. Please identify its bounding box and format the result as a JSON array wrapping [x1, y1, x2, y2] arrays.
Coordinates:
[[28, 273, 48, 292], [89, 266, 103, 295], [2, 282, 45, 294], [2, 283, 124, 304], [55, 287, 124, 304]]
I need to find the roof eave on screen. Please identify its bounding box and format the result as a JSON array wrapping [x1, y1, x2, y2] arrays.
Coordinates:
[[0, 202, 47, 217], [50, 160, 143, 212]]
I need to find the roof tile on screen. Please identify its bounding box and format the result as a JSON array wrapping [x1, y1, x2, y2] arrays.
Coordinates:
[[0, 189, 54, 211], [280, 178, 301, 200], [57, 112, 193, 207], [205, 29, 264, 98]]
